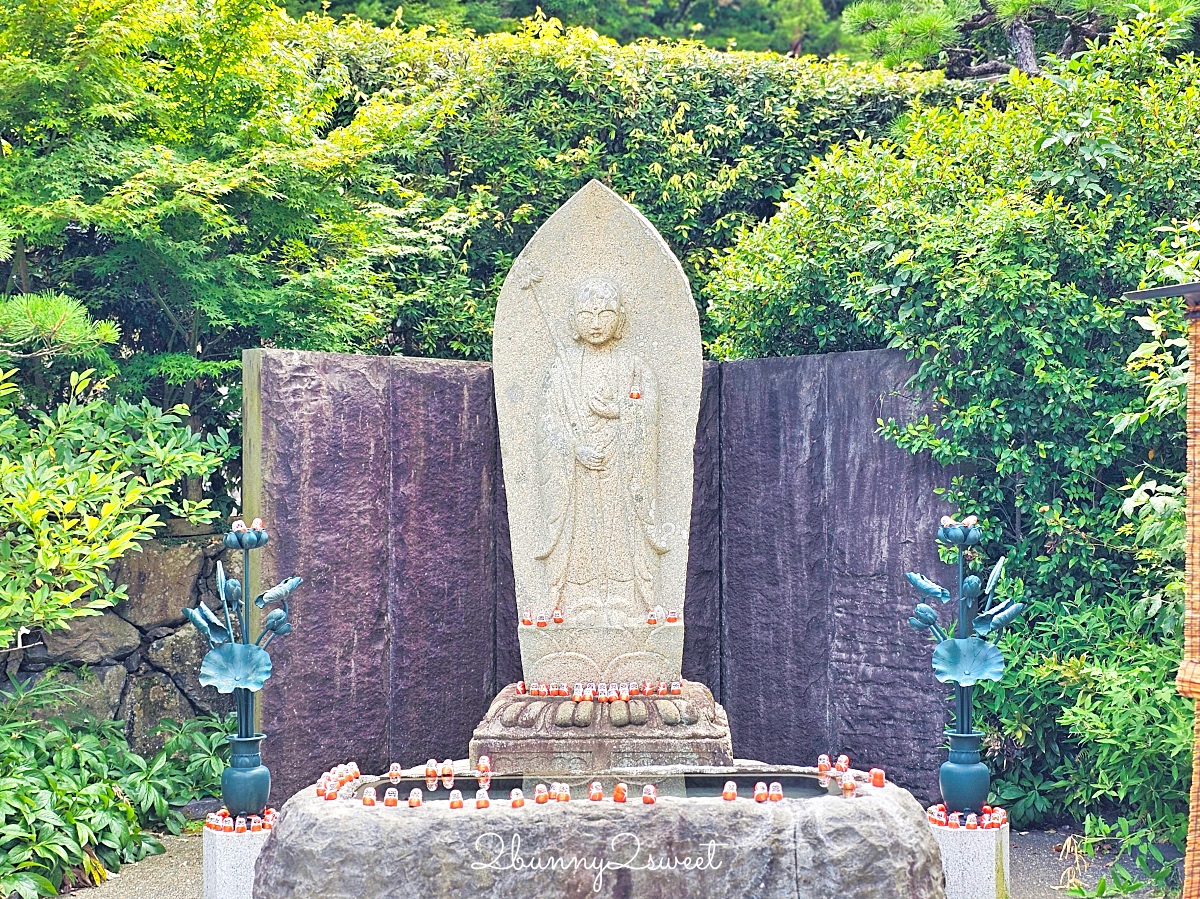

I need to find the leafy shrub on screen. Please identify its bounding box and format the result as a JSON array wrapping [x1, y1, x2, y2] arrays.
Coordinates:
[[0, 675, 232, 899], [708, 13, 1200, 844], [1, 1, 968, 443], [0, 368, 232, 648]]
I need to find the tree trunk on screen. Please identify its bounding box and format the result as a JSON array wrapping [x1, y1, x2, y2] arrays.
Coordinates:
[[1007, 17, 1039, 74]]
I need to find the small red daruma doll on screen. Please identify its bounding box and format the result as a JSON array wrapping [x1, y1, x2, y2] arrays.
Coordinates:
[[515, 680, 527, 695], [408, 788, 423, 808], [642, 681, 654, 696], [384, 788, 399, 807], [552, 608, 564, 623], [646, 610, 658, 625], [753, 781, 768, 802], [521, 611, 533, 626], [362, 787, 377, 807], [441, 759, 455, 789], [768, 782, 783, 802], [629, 683, 641, 696], [477, 755, 492, 775], [535, 615, 548, 628], [869, 768, 886, 788], [510, 788, 525, 808], [476, 789, 490, 809], [448, 790, 464, 809], [817, 754, 831, 774], [722, 781, 737, 801], [840, 774, 856, 797], [642, 784, 657, 804], [425, 759, 439, 790], [234, 816, 247, 833], [588, 782, 604, 801], [612, 782, 628, 803], [534, 784, 550, 804], [835, 754, 850, 773], [965, 813, 978, 830], [669, 682, 683, 696], [250, 816, 263, 832], [557, 785, 571, 803], [389, 762, 403, 784]]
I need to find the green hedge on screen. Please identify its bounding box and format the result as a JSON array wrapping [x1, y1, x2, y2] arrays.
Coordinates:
[[707, 13, 1200, 847], [341, 19, 968, 354], [1, 2, 966, 435]]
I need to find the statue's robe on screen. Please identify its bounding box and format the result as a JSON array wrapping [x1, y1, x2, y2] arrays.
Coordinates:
[[535, 342, 665, 624]]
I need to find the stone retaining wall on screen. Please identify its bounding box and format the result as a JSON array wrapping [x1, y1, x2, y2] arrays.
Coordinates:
[[7, 535, 236, 753], [245, 348, 956, 804]]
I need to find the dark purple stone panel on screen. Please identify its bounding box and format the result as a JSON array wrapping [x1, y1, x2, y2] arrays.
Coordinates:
[[387, 359, 498, 766], [824, 350, 954, 803], [683, 361, 722, 691], [720, 356, 833, 764], [493, 466, 522, 691], [247, 350, 393, 799]]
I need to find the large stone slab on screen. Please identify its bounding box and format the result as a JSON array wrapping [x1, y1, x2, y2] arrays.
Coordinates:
[[720, 352, 953, 802], [683, 362, 721, 689], [721, 356, 833, 766], [386, 359, 497, 768], [244, 350, 394, 799], [493, 179, 702, 684], [824, 351, 955, 801], [245, 351, 499, 797], [254, 772, 945, 899]]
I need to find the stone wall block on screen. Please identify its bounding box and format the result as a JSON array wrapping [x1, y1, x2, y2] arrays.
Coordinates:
[[387, 359, 497, 766], [147, 627, 235, 717], [113, 537, 213, 630], [720, 357, 833, 764], [683, 361, 722, 690], [37, 612, 142, 665], [244, 350, 394, 799], [120, 668, 194, 754], [28, 665, 128, 721]]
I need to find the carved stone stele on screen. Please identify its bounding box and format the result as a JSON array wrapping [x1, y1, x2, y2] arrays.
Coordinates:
[[493, 180, 702, 685]]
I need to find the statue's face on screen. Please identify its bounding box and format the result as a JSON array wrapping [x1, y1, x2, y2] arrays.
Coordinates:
[[575, 295, 621, 346]]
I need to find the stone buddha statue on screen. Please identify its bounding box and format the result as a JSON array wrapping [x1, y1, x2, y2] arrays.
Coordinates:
[[534, 277, 669, 625]]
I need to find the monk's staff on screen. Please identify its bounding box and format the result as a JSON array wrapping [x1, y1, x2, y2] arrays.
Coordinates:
[[520, 266, 586, 434]]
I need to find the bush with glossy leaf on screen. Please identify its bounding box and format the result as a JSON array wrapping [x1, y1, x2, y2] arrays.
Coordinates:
[[709, 13, 1200, 844], [0, 368, 232, 649]]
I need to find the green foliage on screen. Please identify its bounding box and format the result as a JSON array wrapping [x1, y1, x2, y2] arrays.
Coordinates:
[[337, 18, 964, 356], [0, 3, 957, 457], [842, 0, 1199, 78], [0, 292, 119, 360], [293, 0, 835, 55], [708, 13, 1200, 844], [0, 368, 231, 648], [0, 674, 232, 897]]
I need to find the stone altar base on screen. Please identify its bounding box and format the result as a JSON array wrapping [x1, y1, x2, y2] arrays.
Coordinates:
[[469, 681, 733, 774], [252, 770, 946, 899], [929, 822, 1010, 899], [203, 827, 269, 899]]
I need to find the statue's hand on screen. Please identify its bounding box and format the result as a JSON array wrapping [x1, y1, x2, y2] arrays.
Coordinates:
[[588, 394, 620, 419], [575, 445, 605, 468]]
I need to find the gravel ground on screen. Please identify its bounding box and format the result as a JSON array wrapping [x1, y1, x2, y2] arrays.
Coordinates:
[[73, 827, 1169, 898], [83, 834, 202, 899]]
